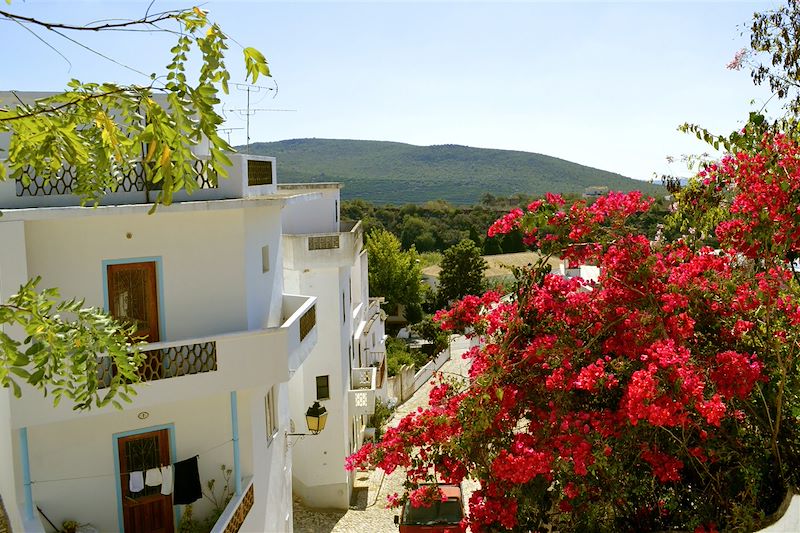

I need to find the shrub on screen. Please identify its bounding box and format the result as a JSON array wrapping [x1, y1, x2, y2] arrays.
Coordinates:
[[369, 398, 395, 440], [348, 134, 800, 531]]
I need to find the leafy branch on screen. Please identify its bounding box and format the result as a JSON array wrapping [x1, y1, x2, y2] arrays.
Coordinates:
[[0, 278, 144, 410], [0, 4, 271, 410]]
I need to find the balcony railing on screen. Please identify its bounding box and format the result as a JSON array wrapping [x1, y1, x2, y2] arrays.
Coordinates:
[[281, 295, 318, 374], [0, 496, 9, 533], [299, 305, 316, 341], [2, 153, 279, 211], [11, 294, 317, 429], [212, 478, 254, 533], [307, 235, 339, 250], [94, 296, 316, 389], [16, 158, 218, 197], [283, 221, 363, 270], [96, 340, 218, 388], [349, 367, 377, 416], [367, 352, 386, 389]]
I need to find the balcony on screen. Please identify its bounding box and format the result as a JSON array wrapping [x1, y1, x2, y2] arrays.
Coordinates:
[[348, 367, 377, 416], [0, 153, 279, 209], [367, 352, 387, 389], [283, 221, 363, 270], [211, 477, 254, 533], [10, 294, 317, 429]]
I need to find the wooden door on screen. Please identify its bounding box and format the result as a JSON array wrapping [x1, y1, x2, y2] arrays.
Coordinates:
[[118, 429, 174, 533], [107, 261, 162, 379], [107, 262, 160, 342]]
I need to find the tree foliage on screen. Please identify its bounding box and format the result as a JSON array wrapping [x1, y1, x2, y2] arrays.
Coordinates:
[[344, 195, 671, 257], [365, 228, 423, 320], [350, 158, 800, 531], [748, 1, 800, 115], [0, 6, 269, 209], [0, 278, 144, 410], [0, 5, 269, 410], [347, 3, 800, 525], [437, 239, 487, 306]]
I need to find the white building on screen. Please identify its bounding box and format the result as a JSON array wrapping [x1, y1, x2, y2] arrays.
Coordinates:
[[0, 115, 321, 532], [282, 183, 387, 509]]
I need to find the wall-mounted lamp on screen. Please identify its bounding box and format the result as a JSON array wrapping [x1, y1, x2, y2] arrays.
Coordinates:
[[286, 401, 328, 447]]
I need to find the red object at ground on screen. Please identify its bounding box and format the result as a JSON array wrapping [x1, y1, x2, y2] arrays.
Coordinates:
[[394, 484, 465, 533]]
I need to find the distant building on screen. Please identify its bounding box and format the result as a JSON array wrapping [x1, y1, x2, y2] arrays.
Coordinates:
[[582, 186, 609, 199], [282, 183, 387, 509]]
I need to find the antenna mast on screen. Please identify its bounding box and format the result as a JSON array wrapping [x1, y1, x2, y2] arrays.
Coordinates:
[[232, 82, 281, 154]]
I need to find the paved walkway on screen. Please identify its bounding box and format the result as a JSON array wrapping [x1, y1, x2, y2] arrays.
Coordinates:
[[293, 336, 474, 533]]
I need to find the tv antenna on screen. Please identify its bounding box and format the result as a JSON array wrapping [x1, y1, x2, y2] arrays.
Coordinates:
[[229, 82, 296, 153], [218, 127, 244, 145]]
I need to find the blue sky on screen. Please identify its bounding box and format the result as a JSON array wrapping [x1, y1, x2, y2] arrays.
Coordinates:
[[1, 1, 780, 182]]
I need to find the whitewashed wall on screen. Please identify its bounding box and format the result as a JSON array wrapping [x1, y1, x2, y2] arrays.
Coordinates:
[[280, 186, 340, 235], [22, 208, 279, 341], [17, 392, 244, 532], [285, 265, 352, 509], [242, 205, 285, 329]]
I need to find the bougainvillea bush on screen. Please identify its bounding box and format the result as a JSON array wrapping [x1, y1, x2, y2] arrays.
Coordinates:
[[346, 132, 800, 532]]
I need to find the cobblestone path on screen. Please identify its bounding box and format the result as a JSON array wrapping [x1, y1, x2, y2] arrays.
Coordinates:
[[293, 336, 474, 533]]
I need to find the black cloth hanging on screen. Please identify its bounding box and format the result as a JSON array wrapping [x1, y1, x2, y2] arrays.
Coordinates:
[[172, 456, 202, 505]]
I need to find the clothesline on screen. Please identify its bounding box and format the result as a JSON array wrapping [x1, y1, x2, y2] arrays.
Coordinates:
[[30, 438, 233, 485]]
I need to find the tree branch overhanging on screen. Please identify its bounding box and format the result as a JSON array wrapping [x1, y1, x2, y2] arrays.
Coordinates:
[[0, 8, 184, 33]]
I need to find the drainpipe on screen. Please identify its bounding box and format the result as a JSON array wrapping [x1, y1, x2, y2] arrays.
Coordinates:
[[19, 427, 33, 521], [230, 392, 242, 496]]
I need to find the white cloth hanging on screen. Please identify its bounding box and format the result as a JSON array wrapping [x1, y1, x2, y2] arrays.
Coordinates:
[[145, 467, 162, 486], [160, 465, 174, 495], [129, 471, 144, 493]]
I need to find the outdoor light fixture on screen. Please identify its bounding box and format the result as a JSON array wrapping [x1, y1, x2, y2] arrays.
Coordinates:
[[287, 401, 328, 438]]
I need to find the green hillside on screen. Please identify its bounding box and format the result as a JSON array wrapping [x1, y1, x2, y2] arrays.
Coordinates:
[[244, 138, 662, 204]]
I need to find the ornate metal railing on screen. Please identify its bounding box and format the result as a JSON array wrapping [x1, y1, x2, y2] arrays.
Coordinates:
[[16, 158, 218, 197], [97, 341, 218, 387], [299, 304, 316, 342]]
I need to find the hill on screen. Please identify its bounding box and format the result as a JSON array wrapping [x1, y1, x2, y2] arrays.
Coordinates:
[[244, 138, 662, 204]]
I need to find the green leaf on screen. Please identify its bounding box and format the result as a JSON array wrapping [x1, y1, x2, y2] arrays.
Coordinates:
[[10, 380, 21, 398], [9, 367, 31, 380]]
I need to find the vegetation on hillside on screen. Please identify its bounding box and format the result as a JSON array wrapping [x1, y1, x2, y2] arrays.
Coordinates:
[[246, 138, 664, 205], [344, 194, 671, 255]]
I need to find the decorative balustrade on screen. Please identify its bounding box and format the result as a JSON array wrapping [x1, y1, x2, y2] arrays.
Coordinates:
[[246, 159, 273, 186], [209, 477, 255, 533], [352, 367, 375, 390], [307, 235, 340, 250], [349, 366, 377, 415], [299, 304, 316, 342], [15, 158, 218, 197], [97, 341, 218, 388], [221, 483, 254, 533], [0, 496, 9, 533], [369, 354, 387, 389]]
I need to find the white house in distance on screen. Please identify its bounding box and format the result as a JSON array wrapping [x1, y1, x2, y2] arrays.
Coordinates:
[[282, 183, 388, 509], [0, 96, 321, 532]]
